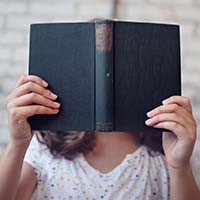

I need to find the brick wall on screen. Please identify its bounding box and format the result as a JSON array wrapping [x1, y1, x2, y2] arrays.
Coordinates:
[[0, 0, 200, 185]]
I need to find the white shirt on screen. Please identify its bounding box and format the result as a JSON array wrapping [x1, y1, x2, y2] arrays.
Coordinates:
[[24, 135, 169, 200]]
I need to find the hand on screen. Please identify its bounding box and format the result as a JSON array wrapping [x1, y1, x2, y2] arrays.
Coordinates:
[[6, 75, 60, 145], [145, 96, 197, 170]]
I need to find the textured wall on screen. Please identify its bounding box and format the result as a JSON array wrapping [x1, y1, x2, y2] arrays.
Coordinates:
[[0, 0, 200, 185]]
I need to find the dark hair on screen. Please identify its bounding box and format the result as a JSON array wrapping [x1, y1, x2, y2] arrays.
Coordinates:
[[36, 131, 164, 160]]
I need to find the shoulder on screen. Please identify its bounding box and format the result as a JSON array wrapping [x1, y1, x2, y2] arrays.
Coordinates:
[[24, 132, 80, 177], [23, 132, 50, 178], [130, 145, 168, 177], [23, 134, 84, 199], [138, 145, 169, 182], [24, 132, 50, 161], [140, 145, 169, 197], [140, 145, 167, 165], [140, 145, 168, 174], [122, 145, 167, 175]]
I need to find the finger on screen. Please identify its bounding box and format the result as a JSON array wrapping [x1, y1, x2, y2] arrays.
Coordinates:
[[15, 75, 48, 88], [9, 93, 60, 109], [162, 96, 192, 113], [153, 121, 185, 138], [147, 104, 179, 117], [9, 81, 57, 101], [14, 106, 59, 118], [145, 113, 187, 128], [146, 104, 192, 124]]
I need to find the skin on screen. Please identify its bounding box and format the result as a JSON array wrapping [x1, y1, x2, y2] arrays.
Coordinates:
[[84, 132, 140, 173], [145, 96, 200, 199], [0, 74, 199, 199]]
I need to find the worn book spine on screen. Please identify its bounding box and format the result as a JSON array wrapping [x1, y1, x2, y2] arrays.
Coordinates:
[[95, 20, 114, 131]]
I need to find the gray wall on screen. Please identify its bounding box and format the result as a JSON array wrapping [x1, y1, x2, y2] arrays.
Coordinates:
[[0, 0, 200, 186]]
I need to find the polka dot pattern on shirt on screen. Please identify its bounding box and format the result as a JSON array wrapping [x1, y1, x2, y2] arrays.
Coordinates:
[[24, 134, 169, 200]]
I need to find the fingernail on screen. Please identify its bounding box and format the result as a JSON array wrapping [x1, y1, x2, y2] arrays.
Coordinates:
[[42, 81, 48, 87], [50, 93, 58, 99], [53, 109, 59, 113], [162, 99, 169, 104], [145, 118, 154, 125], [53, 102, 60, 107], [146, 110, 154, 117]]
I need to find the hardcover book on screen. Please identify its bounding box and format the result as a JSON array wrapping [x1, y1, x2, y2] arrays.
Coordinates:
[[28, 19, 181, 133]]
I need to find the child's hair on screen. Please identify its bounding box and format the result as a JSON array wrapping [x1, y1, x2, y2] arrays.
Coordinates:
[[36, 131, 164, 160]]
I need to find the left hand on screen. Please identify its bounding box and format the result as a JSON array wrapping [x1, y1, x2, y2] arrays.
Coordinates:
[[145, 96, 197, 170]]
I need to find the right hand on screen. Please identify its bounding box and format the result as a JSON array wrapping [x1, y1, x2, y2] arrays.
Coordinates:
[[6, 75, 60, 145]]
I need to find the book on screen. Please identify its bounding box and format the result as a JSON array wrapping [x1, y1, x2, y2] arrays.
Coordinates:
[[28, 19, 181, 133]]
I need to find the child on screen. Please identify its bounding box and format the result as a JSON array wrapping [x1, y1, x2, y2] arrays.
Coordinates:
[[0, 74, 199, 200]]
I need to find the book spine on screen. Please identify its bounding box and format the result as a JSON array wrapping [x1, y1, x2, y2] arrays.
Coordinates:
[[95, 20, 114, 131]]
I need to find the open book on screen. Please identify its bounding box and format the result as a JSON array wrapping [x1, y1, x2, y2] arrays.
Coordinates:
[[28, 19, 181, 133]]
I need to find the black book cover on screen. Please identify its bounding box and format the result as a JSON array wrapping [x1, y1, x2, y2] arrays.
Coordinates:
[[28, 19, 181, 133]]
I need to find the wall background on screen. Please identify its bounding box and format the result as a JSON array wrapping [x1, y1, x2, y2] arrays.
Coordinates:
[[0, 0, 200, 186]]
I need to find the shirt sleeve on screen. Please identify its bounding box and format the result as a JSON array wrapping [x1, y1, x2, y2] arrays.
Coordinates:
[[23, 133, 44, 179]]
